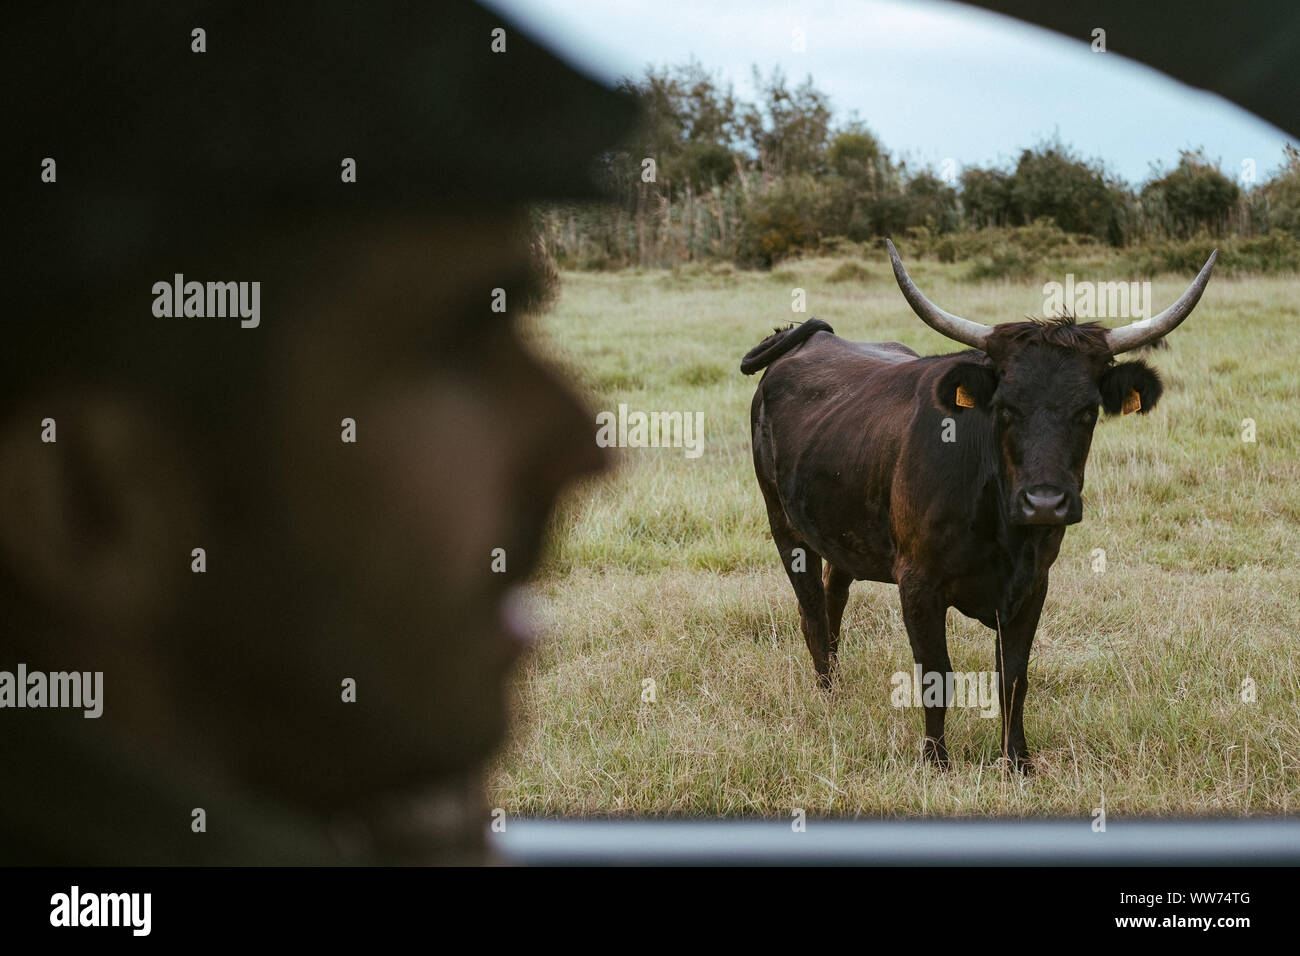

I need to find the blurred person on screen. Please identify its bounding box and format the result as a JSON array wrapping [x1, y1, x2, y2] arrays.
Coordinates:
[[0, 1, 634, 864]]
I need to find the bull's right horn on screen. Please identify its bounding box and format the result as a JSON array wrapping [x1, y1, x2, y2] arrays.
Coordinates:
[[886, 239, 992, 350]]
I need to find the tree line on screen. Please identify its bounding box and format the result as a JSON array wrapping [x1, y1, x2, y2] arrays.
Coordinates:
[[535, 61, 1300, 273]]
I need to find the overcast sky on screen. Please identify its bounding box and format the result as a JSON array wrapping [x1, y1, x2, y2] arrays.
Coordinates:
[[485, 0, 1293, 186]]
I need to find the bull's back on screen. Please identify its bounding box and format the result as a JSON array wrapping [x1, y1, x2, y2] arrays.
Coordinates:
[[751, 333, 926, 581]]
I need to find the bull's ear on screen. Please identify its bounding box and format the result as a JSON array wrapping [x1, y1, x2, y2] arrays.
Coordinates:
[[935, 360, 997, 413], [1099, 360, 1163, 416]]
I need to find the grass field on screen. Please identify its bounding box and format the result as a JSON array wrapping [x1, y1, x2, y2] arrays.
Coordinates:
[[489, 254, 1300, 818]]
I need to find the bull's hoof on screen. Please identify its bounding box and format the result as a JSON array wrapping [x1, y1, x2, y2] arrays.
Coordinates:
[[815, 671, 834, 692], [922, 737, 950, 769], [1000, 751, 1034, 774]]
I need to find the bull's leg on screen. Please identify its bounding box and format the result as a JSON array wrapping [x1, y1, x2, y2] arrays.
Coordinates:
[[898, 582, 952, 768], [784, 540, 832, 690], [994, 582, 1047, 773], [823, 563, 854, 662], [765, 530, 833, 689]]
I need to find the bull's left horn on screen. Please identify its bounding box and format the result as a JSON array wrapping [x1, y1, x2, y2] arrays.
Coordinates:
[[1104, 250, 1218, 354], [886, 239, 992, 350]]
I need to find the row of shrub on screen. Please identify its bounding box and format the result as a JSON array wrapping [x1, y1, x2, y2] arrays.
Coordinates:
[[536, 62, 1300, 275]]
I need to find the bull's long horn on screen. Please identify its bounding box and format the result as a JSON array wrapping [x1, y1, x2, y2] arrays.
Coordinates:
[[1104, 250, 1218, 354], [886, 239, 992, 350]]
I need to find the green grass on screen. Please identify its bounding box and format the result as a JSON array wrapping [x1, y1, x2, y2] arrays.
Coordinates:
[[489, 257, 1300, 818]]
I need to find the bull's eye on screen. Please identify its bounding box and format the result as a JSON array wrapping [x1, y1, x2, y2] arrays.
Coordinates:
[[998, 405, 1022, 425], [1076, 406, 1098, 424]]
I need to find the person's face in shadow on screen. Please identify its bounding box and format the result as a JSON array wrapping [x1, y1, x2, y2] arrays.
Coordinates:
[[197, 214, 607, 811], [0, 211, 605, 822]]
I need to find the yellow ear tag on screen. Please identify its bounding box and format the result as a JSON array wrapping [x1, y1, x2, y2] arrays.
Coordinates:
[[1121, 389, 1141, 415], [955, 384, 976, 408]]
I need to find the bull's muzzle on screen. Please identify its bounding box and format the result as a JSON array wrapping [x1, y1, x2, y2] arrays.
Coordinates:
[[1016, 485, 1079, 526]]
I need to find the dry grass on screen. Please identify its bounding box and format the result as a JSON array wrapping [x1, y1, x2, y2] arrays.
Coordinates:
[[489, 258, 1300, 817]]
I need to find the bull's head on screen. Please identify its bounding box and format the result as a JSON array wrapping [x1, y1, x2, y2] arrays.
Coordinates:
[[886, 239, 1216, 527]]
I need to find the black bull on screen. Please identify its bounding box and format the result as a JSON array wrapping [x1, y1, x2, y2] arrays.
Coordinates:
[[742, 242, 1217, 770]]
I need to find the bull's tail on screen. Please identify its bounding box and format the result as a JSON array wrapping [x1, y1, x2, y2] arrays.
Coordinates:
[[739, 317, 834, 375]]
